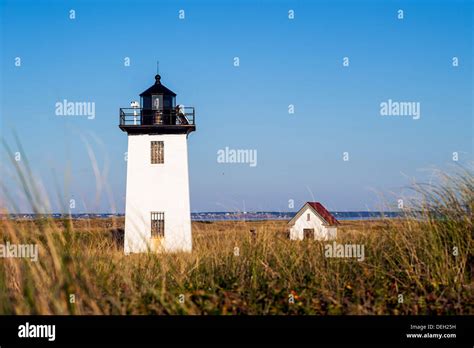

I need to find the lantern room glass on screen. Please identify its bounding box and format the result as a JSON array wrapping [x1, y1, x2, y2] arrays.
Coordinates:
[[151, 95, 163, 111]]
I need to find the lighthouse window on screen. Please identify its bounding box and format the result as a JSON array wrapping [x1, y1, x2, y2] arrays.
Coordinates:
[[151, 212, 164, 237], [152, 95, 163, 110], [151, 141, 164, 164]]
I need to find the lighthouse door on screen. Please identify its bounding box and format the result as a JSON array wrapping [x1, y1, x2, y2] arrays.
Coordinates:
[[151, 212, 165, 252]]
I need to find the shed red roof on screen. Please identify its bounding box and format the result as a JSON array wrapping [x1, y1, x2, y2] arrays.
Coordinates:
[[307, 202, 339, 226]]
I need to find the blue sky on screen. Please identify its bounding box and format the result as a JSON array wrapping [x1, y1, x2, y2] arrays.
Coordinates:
[[1, 0, 472, 213]]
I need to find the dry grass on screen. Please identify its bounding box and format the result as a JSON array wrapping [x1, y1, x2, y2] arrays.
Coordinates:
[[0, 213, 471, 315], [1, 141, 472, 314]]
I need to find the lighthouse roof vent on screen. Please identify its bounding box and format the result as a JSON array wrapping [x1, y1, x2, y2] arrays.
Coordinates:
[[139, 74, 177, 97]]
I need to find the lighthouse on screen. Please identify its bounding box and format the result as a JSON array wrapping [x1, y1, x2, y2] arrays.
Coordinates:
[[119, 74, 195, 253]]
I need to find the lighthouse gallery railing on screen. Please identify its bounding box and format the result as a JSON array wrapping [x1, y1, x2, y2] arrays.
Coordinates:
[[119, 107, 195, 127]]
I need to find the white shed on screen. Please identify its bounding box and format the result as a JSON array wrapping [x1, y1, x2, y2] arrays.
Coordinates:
[[288, 202, 339, 241]]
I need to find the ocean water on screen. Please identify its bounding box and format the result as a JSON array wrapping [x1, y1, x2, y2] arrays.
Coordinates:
[[2, 212, 403, 221], [191, 211, 403, 221]]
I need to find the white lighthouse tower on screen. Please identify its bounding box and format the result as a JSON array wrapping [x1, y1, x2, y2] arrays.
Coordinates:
[[119, 74, 195, 253]]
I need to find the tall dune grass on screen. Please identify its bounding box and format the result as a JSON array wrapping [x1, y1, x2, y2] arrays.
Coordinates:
[[0, 145, 472, 314]]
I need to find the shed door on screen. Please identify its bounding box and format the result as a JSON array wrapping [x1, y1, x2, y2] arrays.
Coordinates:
[[303, 228, 314, 240]]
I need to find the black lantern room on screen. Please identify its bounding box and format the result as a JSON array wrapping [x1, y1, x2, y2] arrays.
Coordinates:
[[119, 74, 195, 135], [140, 74, 176, 113]]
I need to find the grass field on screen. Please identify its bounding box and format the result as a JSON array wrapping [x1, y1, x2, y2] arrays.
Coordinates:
[[0, 213, 472, 315], [0, 154, 472, 315]]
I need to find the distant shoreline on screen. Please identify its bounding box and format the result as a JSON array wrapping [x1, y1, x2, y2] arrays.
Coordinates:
[[1, 211, 404, 222]]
